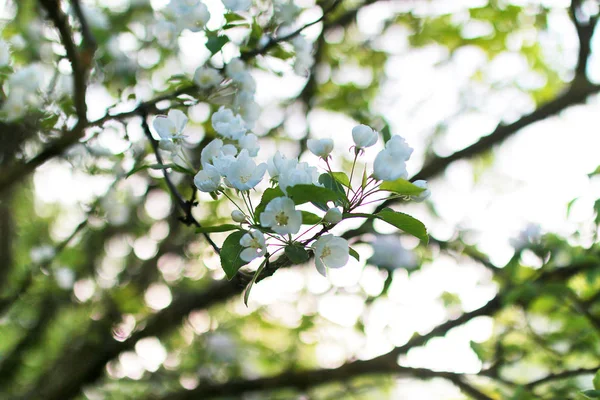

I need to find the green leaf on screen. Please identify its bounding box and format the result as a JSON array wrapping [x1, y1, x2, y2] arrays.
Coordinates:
[[381, 123, 392, 143], [344, 209, 428, 244], [196, 224, 241, 234], [379, 179, 425, 196], [206, 35, 229, 55], [331, 172, 350, 188], [287, 184, 342, 206], [254, 186, 285, 222], [361, 167, 368, 189], [224, 12, 245, 23], [349, 247, 360, 261], [244, 257, 268, 306], [594, 370, 600, 390], [301, 211, 322, 225], [375, 209, 428, 244], [582, 390, 600, 399], [220, 231, 249, 280], [41, 114, 59, 129], [285, 244, 310, 264]]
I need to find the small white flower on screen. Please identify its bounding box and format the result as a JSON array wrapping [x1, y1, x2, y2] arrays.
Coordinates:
[[352, 124, 378, 149], [224, 149, 267, 191], [292, 35, 314, 76], [158, 139, 177, 152], [79, 4, 109, 29], [194, 66, 221, 89], [211, 106, 246, 139], [267, 151, 297, 181], [30, 245, 55, 264], [411, 180, 431, 202], [231, 209, 246, 223], [154, 20, 179, 47], [153, 109, 188, 141], [55, 267, 75, 289], [222, 0, 251, 11], [260, 197, 302, 235], [369, 235, 417, 270], [307, 138, 333, 159], [201, 139, 238, 170], [225, 58, 248, 82], [194, 164, 221, 192], [239, 230, 266, 262], [274, 0, 300, 25], [239, 133, 260, 157], [0, 40, 10, 67], [324, 207, 342, 224], [279, 161, 320, 194], [9, 65, 41, 93], [373, 135, 413, 181], [510, 223, 542, 249], [312, 234, 349, 276], [165, 0, 210, 32]]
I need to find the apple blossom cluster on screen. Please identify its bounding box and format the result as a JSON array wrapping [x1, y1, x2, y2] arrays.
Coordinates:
[[150, 103, 432, 296]]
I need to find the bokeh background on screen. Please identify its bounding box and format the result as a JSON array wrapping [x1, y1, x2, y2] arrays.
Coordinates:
[[1, 0, 600, 399]]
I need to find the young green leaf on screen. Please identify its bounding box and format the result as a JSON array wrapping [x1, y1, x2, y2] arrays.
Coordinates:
[[582, 390, 600, 399], [331, 172, 350, 188], [379, 178, 425, 196], [220, 231, 249, 280], [196, 224, 241, 234], [344, 209, 428, 244], [287, 184, 342, 206], [301, 211, 322, 225], [206, 35, 229, 55], [349, 247, 360, 261], [285, 244, 310, 264]]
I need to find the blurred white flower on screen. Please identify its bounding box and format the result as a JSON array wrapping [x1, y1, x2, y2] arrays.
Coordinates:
[[510, 223, 542, 249], [211, 107, 246, 140], [30, 245, 55, 264], [239, 133, 260, 157], [312, 234, 349, 276], [222, 0, 251, 11], [373, 135, 413, 181], [411, 180, 431, 202], [260, 197, 302, 235], [369, 235, 417, 270], [239, 230, 266, 262], [153, 109, 188, 142], [279, 161, 320, 194], [164, 0, 210, 32], [0, 40, 10, 67], [194, 66, 222, 89]]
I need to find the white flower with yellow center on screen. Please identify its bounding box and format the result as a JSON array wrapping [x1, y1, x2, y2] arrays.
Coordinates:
[[239, 230, 266, 262], [153, 109, 188, 142], [224, 149, 267, 191], [194, 66, 222, 89], [312, 234, 350, 276], [260, 197, 302, 235]]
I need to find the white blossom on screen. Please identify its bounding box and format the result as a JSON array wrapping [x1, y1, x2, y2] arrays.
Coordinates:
[[373, 135, 413, 181], [222, 0, 251, 11], [260, 197, 302, 235], [352, 124, 378, 149], [274, 0, 300, 25], [194, 164, 221, 192], [30, 245, 55, 264], [307, 138, 333, 158], [79, 4, 110, 29], [201, 138, 238, 169], [211, 107, 246, 139], [324, 207, 342, 224], [267, 151, 297, 181], [239, 134, 260, 157], [279, 161, 320, 194], [239, 230, 266, 262], [164, 0, 210, 32], [369, 235, 417, 270], [411, 180, 431, 202], [312, 234, 350, 276], [292, 35, 314, 76], [55, 267, 75, 290], [0, 40, 10, 67], [225, 58, 248, 82], [224, 149, 267, 191], [154, 20, 179, 47], [153, 109, 188, 141], [231, 209, 246, 223], [510, 223, 542, 249], [9, 65, 41, 93], [194, 66, 222, 89]]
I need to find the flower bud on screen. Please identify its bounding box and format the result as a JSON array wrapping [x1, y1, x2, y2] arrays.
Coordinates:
[[231, 210, 246, 223], [307, 138, 334, 158], [324, 207, 342, 224], [411, 180, 431, 202], [352, 124, 378, 149]]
